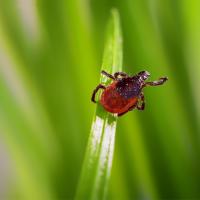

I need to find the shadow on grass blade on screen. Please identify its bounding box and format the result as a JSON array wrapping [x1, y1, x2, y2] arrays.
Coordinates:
[[75, 9, 123, 200]]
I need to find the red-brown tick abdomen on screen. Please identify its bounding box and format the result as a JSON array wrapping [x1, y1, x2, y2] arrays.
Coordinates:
[[100, 82, 138, 114]]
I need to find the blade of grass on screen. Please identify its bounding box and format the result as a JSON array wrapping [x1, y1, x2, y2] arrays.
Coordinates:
[[75, 9, 122, 200], [0, 8, 57, 199]]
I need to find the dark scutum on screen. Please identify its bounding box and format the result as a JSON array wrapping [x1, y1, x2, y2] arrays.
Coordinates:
[[116, 77, 142, 99]]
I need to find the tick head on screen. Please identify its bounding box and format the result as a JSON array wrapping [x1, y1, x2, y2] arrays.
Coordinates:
[[137, 71, 150, 81]]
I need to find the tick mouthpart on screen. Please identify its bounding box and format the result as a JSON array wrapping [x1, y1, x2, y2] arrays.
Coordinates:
[[137, 70, 150, 80], [144, 71, 150, 78]]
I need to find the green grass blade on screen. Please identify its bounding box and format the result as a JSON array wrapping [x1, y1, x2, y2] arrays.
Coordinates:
[[75, 9, 122, 200]]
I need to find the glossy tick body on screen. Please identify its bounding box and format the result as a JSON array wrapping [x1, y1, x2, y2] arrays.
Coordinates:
[[91, 70, 168, 116]]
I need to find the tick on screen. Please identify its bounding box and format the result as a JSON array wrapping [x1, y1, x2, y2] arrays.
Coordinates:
[[91, 70, 168, 116]]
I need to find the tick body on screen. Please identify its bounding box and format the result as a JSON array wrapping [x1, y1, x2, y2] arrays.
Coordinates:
[[91, 70, 168, 116]]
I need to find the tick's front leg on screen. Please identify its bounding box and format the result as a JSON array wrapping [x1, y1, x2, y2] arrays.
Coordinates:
[[137, 92, 145, 110], [144, 77, 168, 87], [91, 84, 106, 103]]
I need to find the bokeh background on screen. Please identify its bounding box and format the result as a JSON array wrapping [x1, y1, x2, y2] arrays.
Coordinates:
[[0, 0, 200, 199]]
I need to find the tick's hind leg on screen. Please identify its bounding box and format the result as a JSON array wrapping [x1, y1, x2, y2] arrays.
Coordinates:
[[137, 92, 145, 110], [91, 84, 106, 103], [101, 70, 115, 80], [117, 110, 129, 117], [101, 70, 129, 80], [114, 72, 128, 79], [118, 103, 137, 117], [144, 77, 168, 87]]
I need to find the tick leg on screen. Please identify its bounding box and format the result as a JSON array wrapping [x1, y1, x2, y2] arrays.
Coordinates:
[[137, 92, 145, 110], [91, 84, 106, 103], [114, 72, 128, 79], [117, 110, 129, 117], [144, 77, 168, 87], [101, 70, 115, 80], [118, 103, 137, 117]]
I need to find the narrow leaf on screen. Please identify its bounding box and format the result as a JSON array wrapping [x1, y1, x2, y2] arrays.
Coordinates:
[[75, 9, 123, 200]]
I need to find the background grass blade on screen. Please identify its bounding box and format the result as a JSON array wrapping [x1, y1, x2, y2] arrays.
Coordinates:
[[1, 0, 200, 199], [75, 9, 122, 200]]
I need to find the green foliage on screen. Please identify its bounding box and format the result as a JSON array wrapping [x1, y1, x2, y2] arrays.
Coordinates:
[[0, 0, 200, 199], [76, 9, 122, 200]]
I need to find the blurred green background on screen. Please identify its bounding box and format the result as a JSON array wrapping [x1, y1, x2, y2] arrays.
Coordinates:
[[0, 0, 200, 199]]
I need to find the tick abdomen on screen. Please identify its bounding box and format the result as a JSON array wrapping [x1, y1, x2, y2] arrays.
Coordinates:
[[100, 82, 138, 114]]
